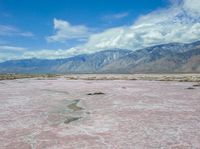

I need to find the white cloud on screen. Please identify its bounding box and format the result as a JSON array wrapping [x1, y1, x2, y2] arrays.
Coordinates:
[[0, 54, 19, 62], [0, 45, 28, 62], [46, 18, 90, 42], [0, 47, 76, 62], [183, 0, 200, 16], [103, 12, 129, 20], [42, 0, 200, 58], [0, 25, 34, 37], [70, 0, 200, 54], [22, 48, 78, 59], [2, 0, 200, 62], [0, 45, 27, 52]]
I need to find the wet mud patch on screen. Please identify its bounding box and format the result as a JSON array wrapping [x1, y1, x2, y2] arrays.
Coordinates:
[[64, 99, 85, 124], [193, 83, 200, 87], [87, 92, 105, 95], [186, 87, 195, 90], [64, 116, 82, 124], [67, 99, 84, 111], [48, 99, 88, 125]]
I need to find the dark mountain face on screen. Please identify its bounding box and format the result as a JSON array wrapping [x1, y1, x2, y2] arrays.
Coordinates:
[[0, 49, 131, 74], [100, 42, 200, 73], [0, 41, 200, 74]]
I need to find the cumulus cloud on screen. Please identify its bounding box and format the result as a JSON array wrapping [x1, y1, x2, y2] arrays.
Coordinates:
[[46, 18, 91, 42], [182, 0, 200, 16], [71, 0, 200, 54], [2, 0, 200, 62], [0, 25, 34, 37]]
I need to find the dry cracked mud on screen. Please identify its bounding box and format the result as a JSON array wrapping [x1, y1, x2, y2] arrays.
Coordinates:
[[0, 77, 200, 149]]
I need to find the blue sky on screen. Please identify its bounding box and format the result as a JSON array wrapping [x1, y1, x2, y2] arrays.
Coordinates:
[[0, 0, 200, 61]]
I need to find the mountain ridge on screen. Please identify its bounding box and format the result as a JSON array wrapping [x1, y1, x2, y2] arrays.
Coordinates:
[[1, 41, 200, 74]]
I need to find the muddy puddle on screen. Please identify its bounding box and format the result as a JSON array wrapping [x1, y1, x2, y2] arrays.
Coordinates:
[[48, 99, 88, 125]]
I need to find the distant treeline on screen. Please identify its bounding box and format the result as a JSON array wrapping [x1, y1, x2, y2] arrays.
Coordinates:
[[0, 74, 59, 80]]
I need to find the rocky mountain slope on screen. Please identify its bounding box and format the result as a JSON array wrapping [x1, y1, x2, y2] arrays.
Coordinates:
[[0, 41, 200, 74]]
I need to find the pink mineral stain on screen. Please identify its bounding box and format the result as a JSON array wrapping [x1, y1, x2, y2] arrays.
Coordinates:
[[0, 78, 200, 148]]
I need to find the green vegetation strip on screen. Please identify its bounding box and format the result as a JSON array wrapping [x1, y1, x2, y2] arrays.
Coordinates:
[[0, 74, 59, 80]]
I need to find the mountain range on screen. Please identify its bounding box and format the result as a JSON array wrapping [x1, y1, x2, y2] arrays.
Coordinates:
[[1, 41, 200, 74]]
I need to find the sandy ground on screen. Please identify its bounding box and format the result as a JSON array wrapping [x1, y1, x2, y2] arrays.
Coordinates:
[[0, 78, 200, 149]]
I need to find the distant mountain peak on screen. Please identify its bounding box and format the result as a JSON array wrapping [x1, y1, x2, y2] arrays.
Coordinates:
[[0, 41, 200, 74]]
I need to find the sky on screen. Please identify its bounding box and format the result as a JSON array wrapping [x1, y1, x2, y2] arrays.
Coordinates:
[[0, 0, 200, 62]]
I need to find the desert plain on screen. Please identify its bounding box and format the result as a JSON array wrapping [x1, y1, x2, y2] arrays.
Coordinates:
[[0, 74, 200, 149]]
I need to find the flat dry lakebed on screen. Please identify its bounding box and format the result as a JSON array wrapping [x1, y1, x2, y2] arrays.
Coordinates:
[[0, 78, 200, 149]]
